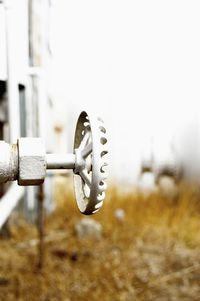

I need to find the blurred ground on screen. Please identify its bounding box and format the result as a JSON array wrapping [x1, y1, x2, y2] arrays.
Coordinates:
[[0, 181, 200, 300]]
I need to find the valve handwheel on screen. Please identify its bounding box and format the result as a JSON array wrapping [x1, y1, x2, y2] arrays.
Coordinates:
[[0, 111, 109, 216], [73, 111, 108, 214]]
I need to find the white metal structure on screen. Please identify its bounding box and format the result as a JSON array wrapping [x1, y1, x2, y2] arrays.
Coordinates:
[[0, 1, 109, 228], [0, 0, 27, 229]]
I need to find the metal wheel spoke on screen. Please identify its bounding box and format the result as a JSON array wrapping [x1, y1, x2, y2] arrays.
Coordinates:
[[80, 169, 91, 187], [79, 131, 90, 150], [82, 142, 92, 158]]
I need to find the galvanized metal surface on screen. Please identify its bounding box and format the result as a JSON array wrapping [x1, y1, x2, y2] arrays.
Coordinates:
[[18, 137, 46, 186], [46, 153, 75, 169], [0, 141, 18, 182], [0, 111, 109, 218], [73, 111, 108, 215]]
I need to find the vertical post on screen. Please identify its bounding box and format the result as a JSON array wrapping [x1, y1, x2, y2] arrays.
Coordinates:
[[28, 0, 52, 267], [5, 0, 20, 142], [1, 0, 23, 237], [37, 184, 45, 269], [28, 0, 46, 268]]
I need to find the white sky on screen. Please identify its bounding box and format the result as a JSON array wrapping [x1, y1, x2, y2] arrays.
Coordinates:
[[49, 0, 200, 183], [1, 1, 200, 183]]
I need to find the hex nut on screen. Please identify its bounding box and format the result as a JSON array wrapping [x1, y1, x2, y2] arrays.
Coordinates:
[[18, 138, 46, 186]]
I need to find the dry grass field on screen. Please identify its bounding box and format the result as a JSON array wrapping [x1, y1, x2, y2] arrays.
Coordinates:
[[0, 180, 200, 300]]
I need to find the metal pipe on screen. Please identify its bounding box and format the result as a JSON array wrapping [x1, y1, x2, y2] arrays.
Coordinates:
[[46, 153, 75, 169], [0, 2, 25, 230], [0, 142, 18, 183], [5, 0, 20, 142], [0, 183, 24, 229]]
